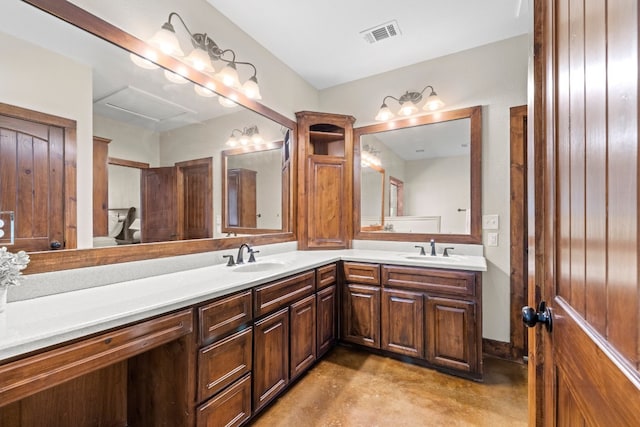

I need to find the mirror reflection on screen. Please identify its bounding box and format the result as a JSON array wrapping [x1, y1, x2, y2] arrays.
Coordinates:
[[1, 1, 292, 251], [354, 105, 482, 243], [360, 118, 471, 234]]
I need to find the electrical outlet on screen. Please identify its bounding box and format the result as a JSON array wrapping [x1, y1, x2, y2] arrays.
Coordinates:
[[487, 232, 499, 247], [482, 214, 499, 230]]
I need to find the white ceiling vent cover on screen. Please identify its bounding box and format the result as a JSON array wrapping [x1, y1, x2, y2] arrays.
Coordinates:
[[94, 86, 196, 123], [360, 20, 402, 44]]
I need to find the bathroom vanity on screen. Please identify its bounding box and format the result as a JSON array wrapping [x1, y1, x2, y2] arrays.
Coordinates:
[[0, 250, 485, 427]]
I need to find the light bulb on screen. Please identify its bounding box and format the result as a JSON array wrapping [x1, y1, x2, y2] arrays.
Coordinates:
[[242, 76, 262, 100], [398, 101, 418, 116], [217, 63, 240, 88], [424, 92, 444, 111], [148, 27, 184, 57], [184, 47, 215, 73], [164, 68, 188, 84], [194, 83, 217, 97], [226, 136, 238, 147], [130, 51, 159, 69], [375, 104, 394, 121], [219, 96, 237, 108]]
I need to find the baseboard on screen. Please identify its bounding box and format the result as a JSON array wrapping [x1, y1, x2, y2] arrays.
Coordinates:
[[483, 338, 522, 362]]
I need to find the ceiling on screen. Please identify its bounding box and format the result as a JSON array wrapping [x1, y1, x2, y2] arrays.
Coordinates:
[[206, 0, 531, 90]]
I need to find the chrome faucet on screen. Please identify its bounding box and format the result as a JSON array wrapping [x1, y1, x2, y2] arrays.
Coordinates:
[[236, 243, 252, 264], [430, 239, 436, 256]]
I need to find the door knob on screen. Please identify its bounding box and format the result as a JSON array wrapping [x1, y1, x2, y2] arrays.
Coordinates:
[[522, 301, 552, 332]]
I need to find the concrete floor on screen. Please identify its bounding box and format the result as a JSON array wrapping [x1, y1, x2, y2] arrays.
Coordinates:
[[250, 346, 528, 427]]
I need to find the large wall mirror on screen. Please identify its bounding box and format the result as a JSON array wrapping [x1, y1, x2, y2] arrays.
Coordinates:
[[353, 106, 482, 244], [1, 0, 296, 272]]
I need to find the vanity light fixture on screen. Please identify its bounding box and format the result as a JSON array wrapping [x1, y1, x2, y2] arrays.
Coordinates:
[[375, 85, 444, 121], [226, 125, 263, 147], [130, 12, 262, 102]]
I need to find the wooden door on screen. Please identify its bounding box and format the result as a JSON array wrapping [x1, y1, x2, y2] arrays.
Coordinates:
[[341, 283, 380, 348], [253, 308, 289, 413], [0, 115, 65, 251], [289, 294, 316, 380], [178, 159, 212, 240], [530, 1, 640, 424], [140, 167, 177, 243], [226, 168, 257, 228], [92, 136, 110, 236], [381, 288, 424, 358]]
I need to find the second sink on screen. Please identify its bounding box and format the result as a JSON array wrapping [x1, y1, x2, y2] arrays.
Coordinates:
[[232, 261, 286, 273]]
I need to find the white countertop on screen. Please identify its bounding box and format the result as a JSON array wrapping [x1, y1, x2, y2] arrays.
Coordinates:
[[0, 249, 486, 361]]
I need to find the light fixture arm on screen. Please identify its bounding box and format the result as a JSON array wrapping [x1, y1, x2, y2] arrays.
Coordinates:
[[375, 84, 444, 121]]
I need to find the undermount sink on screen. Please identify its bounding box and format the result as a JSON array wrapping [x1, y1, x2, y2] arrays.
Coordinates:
[[404, 255, 466, 262], [232, 261, 286, 273]]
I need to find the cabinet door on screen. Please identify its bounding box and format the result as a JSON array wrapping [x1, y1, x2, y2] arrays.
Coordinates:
[[307, 156, 348, 248], [426, 297, 477, 373], [290, 294, 317, 380], [253, 308, 289, 412], [381, 288, 424, 358], [341, 283, 380, 348], [317, 285, 337, 357]]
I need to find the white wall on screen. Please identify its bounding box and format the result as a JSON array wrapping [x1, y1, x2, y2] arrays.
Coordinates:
[[320, 35, 528, 342], [0, 31, 94, 248]]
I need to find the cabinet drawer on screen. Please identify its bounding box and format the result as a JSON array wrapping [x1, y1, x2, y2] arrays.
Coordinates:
[[382, 265, 476, 296], [199, 290, 252, 345], [196, 373, 251, 427], [198, 327, 252, 402], [316, 263, 337, 289], [343, 262, 380, 286], [254, 271, 315, 317]]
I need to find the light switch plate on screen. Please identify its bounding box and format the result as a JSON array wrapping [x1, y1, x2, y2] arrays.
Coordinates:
[[482, 214, 499, 230], [487, 232, 499, 247]]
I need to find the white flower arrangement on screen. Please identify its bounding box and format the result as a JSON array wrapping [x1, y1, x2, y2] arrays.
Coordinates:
[[0, 247, 30, 287]]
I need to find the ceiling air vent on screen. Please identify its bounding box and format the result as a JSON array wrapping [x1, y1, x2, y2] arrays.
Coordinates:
[[360, 20, 401, 44]]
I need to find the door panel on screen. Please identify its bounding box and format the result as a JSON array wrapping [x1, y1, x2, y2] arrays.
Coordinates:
[[180, 161, 212, 240], [140, 167, 177, 243], [0, 116, 65, 251], [532, 0, 640, 424]]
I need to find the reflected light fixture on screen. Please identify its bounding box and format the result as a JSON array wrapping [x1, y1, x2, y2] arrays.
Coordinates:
[[130, 12, 262, 101], [375, 85, 444, 121], [226, 125, 263, 147], [361, 144, 382, 167]]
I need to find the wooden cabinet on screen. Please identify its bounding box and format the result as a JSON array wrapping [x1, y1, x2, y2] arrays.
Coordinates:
[[380, 264, 482, 379], [290, 294, 317, 380], [342, 283, 381, 348], [226, 168, 257, 228], [253, 307, 290, 412], [296, 111, 355, 249], [195, 291, 254, 426], [381, 288, 424, 358], [426, 297, 478, 373], [341, 262, 381, 348], [317, 284, 337, 357]]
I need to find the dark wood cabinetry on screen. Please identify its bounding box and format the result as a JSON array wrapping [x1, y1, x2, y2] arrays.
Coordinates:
[[381, 288, 424, 358], [195, 291, 254, 426], [340, 262, 482, 380], [317, 284, 337, 357], [296, 111, 355, 249], [253, 307, 290, 412], [290, 294, 317, 380], [426, 297, 478, 373]]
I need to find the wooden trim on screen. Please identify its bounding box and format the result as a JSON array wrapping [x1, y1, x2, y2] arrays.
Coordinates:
[[509, 105, 528, 362], [0, 309, 193, 407], [353, 106, 482, 244], [13, 0, 298, 272], [0, 102, 76, 128], [108, 157, 149, 169], [25, 233, 296, 274], [482, 338, 516, 361]]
